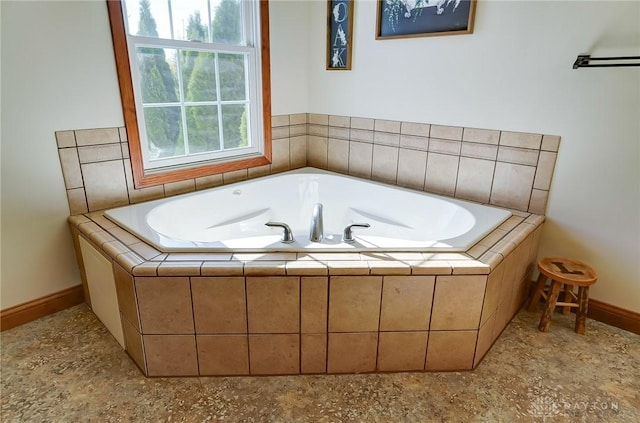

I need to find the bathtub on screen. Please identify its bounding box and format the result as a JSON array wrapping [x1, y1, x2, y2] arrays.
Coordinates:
[[105, 168, 512, 252]]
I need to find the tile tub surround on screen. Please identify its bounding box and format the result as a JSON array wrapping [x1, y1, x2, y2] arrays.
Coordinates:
[[68, 209, 544, 377], [56, 114, 558, 215]]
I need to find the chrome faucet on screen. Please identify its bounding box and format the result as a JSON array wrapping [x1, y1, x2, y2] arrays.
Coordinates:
[[309, 203, 324, 242], [265, 221, 295, 243]]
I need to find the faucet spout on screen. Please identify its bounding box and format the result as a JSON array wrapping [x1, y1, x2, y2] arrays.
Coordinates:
[[309, 203, 324, 242]]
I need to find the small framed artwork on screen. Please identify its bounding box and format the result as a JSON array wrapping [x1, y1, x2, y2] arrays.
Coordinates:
[[327, 0, 354, 70], [376, 0, 476, 40]]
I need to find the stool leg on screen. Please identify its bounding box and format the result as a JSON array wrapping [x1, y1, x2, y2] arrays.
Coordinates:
[[538, 281, 562, 332], [562, 284, 573, 316], [575, 286, 589, 335], [527, 273, 548, 312]]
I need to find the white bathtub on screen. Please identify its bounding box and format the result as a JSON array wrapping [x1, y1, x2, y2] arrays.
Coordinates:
[[104, 168, 512, 252]]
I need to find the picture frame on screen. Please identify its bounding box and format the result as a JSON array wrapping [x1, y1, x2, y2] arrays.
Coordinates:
[[376, 0, 476, 40], [327, 0, 354, 70]]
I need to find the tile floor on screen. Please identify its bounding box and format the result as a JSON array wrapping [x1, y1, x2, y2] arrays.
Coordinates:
[[1, 304, 638, 422]]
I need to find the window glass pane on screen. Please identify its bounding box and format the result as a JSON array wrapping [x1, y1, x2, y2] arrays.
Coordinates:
[[137, 47, 179, 104], [186, 106, 220, 153], [221, 104, 249, 149], [143, 106, 184, 158], [211, 0, 244, 46], [183, 51, 217, 102], [171, 0, 210, 42], [125, 0, 172, 39], [218, 53, 246, 101]]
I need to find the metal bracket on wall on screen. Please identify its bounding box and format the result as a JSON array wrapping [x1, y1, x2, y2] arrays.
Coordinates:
[[573, 55, 640, 69]]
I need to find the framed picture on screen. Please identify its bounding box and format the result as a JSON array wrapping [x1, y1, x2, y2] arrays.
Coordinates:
[[376, 0, 476, 40], [327, 0, 354, 70]]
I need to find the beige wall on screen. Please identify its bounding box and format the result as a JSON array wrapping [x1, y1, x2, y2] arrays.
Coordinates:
[[2, 1, 639, 313]]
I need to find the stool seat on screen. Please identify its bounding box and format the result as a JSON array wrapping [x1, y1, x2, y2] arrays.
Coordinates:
[[528, 257, 598, 335]]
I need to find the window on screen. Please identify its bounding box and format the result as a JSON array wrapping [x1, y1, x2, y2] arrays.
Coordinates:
[[107, 0, 271, 188]]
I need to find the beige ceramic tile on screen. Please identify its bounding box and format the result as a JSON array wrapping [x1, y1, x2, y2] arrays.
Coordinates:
[[475, 313, 497, 367], [328, 138, 350, 173], [128, 242, 162, 261], [297, 253, 361, 261], [373, 131, 400, 147], [430, 125, 463, 141], [328, 126, 350, 140], [223, 169, 248, 183], [329, 115, 350, 127], [425, 330, 477, 371], [490, 162, 536, 211], [102, 240, 131, 258], [429, 138, 462, 155], [350, 117, 374, 130], [144, 334, 198, 376], [58, 148, 84, 189], [191, 277, 247, 334], [246, 277, 299, 333], [249, 334, 299, 375], [478, 251, 504, 270], [368, 260, 411, 275], [301, 277, 328, 333], [407, 260, 452, 275], [308, 113, 329, 125], [135, 276, 194, 334], [455, 157, 495, 203], [272, 126, 290, 140], [307, 136, 328, 169], [200, 261, 244, 276], [82, 160, 129, 211], [289, 113, 307, 125], [533, 151, 557, 190], [56, 130, 76, 148], [377, 331, 428, 372], [497, 146, 539, 166], [399, 134, 429, 151], [113, 262, 140, 331], [462, 128, 500, 145], [424, 153, 459, 196], [195, 173, 224, 190], [308, 124, 329, 137], [164, 179, 195, 197], [157, 261, 202, 276], [119, 127, 128, 142], [327, 332, 378, 374], [67, 188, 88, 215], [290, 124, 307, 137], [131, 262, 159, 277], [166, 253, 231, 261], [380, 276, 434, 331], [272, 115, 290, 127], [234, 253, 297, 261], [374, 119, 401, 133], [450, 260, 491, 275], [123, 159, 165, 204], [197, 335, 249, 375], [77, 144, 123, 164], [499, 131, 542, 149], [460, 142, 498, 160], [121, 142, 130, 158], [401, 122, 430, 137], [108, 226, 141, 245], [541, 135, 560, 152], [327, 261, 370, 275], [328, 276, 382, 332], [371, 145, 399, 184], [350, 129, 374, 143], [348, 141, 373, 179], [272, 137, 291, 172], [75, 128, 120, 146], [396, 148, 427, 190], [290, 136, 307, 168], [121, 315, 146, 374], [480, 261, 505, 326], [301, 334, 327, 374], [286, 261, 328, 276], [247, 164, 271, 179], [243, 261, 287, 276], [498, 215, 525, 232], [431, 275, 487, 330]]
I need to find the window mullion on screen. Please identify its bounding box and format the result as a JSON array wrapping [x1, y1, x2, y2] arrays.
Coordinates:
[[214, 53, 224, 151], [175, 48, 189, 157]]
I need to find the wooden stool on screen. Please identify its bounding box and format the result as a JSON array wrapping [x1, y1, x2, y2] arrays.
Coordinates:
[[527, 257, 598, 334]]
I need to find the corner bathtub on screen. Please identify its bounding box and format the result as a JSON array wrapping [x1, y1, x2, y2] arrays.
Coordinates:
[[105, 167, 511, 252]]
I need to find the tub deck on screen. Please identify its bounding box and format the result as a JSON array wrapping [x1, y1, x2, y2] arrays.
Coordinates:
[[70, 206, 543, 377]]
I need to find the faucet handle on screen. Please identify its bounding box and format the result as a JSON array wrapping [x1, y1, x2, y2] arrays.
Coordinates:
[[265, 221, 295, 243], [342, 223, 370, 243]]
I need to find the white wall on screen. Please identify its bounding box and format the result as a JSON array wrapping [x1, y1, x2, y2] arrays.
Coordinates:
[[1, 1, 638, 314], [306, 0, 640, 312]]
